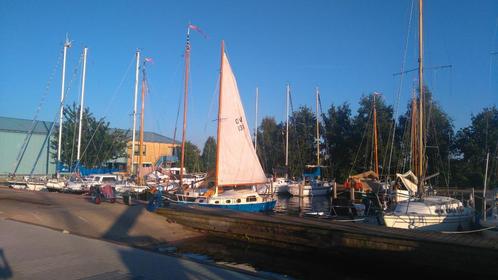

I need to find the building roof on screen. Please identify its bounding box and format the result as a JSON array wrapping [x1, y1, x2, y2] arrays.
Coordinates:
[[117, 129, 179, 144], [0, 116, 179, 144], [0, 116, 53, 135]]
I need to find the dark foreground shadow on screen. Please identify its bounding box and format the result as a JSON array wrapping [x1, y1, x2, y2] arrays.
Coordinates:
[[0, 249, 13, 279]]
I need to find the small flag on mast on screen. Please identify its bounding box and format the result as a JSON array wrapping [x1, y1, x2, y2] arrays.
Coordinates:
[[144, 57, 153, 63], [188, 24, 208, 39]]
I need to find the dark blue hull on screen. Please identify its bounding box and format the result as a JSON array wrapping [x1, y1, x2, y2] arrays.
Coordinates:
[[177, 199, 277, 212]]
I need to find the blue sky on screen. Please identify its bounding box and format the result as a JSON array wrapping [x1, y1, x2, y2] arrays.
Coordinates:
[[1, 0, 497, 147]]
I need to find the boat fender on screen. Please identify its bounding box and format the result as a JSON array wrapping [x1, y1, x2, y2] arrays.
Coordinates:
[[355, 181, 363, 191], [344, 180, 350, 189]]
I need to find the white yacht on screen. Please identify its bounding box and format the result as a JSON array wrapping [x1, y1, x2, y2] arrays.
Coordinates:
[[383, 195, 474, 231]]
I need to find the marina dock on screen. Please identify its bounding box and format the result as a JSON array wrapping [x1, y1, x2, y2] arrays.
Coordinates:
[[1, 187, 497, 278], [157, 203, 498, 277]]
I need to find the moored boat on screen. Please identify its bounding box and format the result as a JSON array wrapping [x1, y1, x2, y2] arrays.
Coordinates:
[[382, 196, 473, 231], [167, 36, 276, 212]]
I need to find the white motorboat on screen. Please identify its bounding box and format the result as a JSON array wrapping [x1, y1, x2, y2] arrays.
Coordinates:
[[288, 180, 331, 197], [382, 196, 474, 231], [114, 181, 149, 193], [273, 177, 291, 194], [288, 165, 331, 197], [8, 178, 47, 191], [45, 179, 66, 191], [65, 177, 89, 192]]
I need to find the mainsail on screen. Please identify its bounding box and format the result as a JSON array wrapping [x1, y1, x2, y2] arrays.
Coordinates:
[[216, 50, 268, 186]]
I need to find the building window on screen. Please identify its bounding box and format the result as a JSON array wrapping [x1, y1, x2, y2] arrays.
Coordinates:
[[133, 144, 146, 156]]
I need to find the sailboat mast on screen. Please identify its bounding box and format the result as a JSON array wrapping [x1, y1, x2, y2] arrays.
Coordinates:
[[57, 35, 71, 177], [138, 65, 146, 185], [410, 86, 418, 175], [215, 41, 225, 188], [131, 50, 140, 175], [76, 47, 88, 165], [373, 93, 379, 175], [483, 152, 490, 221], [315, 87, 320, 166], [285, 84, 289, 169], [180, 27, 191, 189], [418, 0, 425, 192], [254, 87, 259, 150]]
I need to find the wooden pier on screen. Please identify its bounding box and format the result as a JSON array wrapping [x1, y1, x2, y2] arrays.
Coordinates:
[[157, 204, 498, 276]]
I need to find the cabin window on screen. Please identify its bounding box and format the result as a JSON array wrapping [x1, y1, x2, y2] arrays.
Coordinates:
[[246, 196, 257, 202], [199, 199, 204, 203], [226, 200, 231, 204], [236, 199, 241, 203], [215, 201, 219, 204]]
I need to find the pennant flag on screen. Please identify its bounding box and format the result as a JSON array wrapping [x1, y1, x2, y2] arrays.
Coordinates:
[[188, 24, 208, 39], [144, 57, 153, 63]]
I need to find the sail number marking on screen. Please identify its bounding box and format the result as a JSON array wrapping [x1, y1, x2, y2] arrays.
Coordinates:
[[235, 117, 245, 131]]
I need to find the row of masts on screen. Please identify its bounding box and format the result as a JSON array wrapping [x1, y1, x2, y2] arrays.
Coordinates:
[[55, 38, 148, 183], [253, 85, 321, 174], [55, 0, 426, 187], [56, 36, 89, 178]]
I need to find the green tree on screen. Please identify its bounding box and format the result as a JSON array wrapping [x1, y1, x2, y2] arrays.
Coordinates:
[[256, 117, 285, 174], [322, 103, 354, 182], [288, 106, 320, 178], [201, 136, 216, 172], [453, 106, 498, 188], [51, 103, 128, 169], [178, 141, 202, 173], [350, 94, 394, 176], [396, 88, 454, 187]]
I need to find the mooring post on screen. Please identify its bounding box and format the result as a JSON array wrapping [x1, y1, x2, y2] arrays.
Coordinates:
[[350, 186, 355, 201]]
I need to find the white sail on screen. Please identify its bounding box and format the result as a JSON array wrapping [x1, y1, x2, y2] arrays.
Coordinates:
[[217, 52, 268, 186]]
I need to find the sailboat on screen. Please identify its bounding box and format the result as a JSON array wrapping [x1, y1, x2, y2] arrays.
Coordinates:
[[174, 41, 276, 212], [288, 87, 332, 197], [382, 0, 473, 231]]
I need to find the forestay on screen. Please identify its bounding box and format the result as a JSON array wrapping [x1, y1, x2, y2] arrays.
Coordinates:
[[217, 52, 268, 186]]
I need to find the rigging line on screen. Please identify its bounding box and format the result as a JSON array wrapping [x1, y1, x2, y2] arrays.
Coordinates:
[[348, 106, 373, 177], [488, 19, 498, 93], [318, 92, 332, 172], [431, 117, 449, 187], [79, 54, 135, 161], [203, 73, 221, 134], [68, 53, 85, 168], [387, 0, 415, 180], [13, 46, 64, 174], [172, 54, 188, 154], [34, 53, 83, 174]]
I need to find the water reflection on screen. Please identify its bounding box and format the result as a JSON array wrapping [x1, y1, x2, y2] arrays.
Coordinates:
[[275, 194, 332, 216]]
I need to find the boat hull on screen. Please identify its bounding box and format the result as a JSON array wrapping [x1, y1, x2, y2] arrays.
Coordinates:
[[288, 184, 330, 197], [177, 199, 277, 212], [382, 213, 473, 231]]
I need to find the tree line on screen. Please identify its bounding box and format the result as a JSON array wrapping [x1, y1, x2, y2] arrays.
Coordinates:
[[54, 97, 497, 190], [191, 90, 497, 189]]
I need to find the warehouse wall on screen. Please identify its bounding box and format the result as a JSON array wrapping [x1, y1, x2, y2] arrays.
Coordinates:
[[0, 131, 55, 176]]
